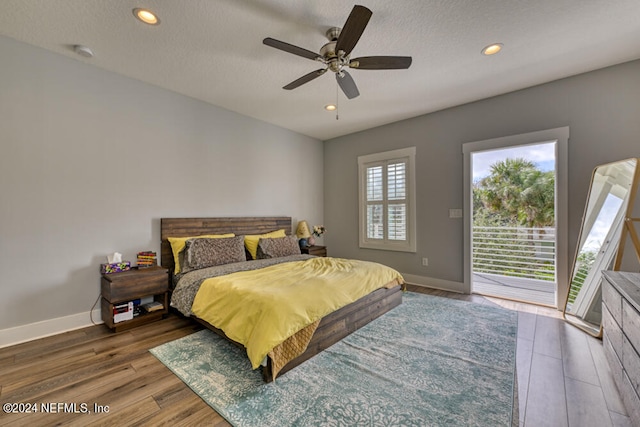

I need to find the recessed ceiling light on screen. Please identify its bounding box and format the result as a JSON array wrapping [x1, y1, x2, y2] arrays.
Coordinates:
[[133, 8, 160, 25], [481, 43, 503, 56], [324, 104, 337, 111]]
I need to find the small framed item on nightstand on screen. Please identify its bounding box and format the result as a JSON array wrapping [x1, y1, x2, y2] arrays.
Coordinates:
[[301, 245, 327, 257]]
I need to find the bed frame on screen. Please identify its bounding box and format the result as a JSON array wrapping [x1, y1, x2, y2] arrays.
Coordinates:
[[160, 216, 402, 382]]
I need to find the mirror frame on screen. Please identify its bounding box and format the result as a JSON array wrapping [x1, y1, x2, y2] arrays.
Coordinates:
[[563, 158, 640, 337]]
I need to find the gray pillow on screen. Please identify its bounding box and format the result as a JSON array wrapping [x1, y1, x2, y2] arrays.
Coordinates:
[[183, 236, 246, 272], [256, 236, 301, 259]]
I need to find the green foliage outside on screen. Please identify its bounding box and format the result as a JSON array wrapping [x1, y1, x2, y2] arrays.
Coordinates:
[[566, 250, 597, 307], [474, 158, 555, 228], [473, 158, 555, 281]]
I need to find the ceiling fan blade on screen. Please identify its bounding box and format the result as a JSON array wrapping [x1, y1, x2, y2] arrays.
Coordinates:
[[350, 56, 412, 70], [335, 5, 372, 56], [283, 69, 327, 90], [336, 71, 360, 99], [263, 37, 321, 61]]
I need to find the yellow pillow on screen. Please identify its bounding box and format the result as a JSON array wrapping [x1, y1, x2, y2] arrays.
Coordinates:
[[168, 234, 235, 274], [244, 229, 287, 260]]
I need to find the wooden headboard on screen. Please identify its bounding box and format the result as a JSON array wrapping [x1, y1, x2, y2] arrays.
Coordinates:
[[160, 216, 292, 274]]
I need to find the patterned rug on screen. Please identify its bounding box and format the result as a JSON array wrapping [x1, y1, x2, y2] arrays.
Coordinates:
[[150, 292, 518, 426]]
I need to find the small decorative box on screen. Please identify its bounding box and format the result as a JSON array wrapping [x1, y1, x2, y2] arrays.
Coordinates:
[[100, 261, 131, 274]]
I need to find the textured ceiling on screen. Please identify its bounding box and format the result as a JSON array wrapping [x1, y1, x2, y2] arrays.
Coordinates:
[[2, 0, 640, 140]]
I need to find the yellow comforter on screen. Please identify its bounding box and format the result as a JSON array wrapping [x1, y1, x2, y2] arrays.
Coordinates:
[[190, 257, 404, 369]]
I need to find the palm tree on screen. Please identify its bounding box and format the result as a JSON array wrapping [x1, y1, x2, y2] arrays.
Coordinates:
[[475, 158, 554, 228], [520, 168, 555, 228]]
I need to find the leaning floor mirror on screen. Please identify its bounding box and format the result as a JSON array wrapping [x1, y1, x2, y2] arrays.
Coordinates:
[[563, 158, 640, 337]]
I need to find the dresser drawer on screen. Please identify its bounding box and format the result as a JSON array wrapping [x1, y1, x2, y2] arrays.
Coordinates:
[[603, 304, 623, 361], [603, 279, 623, 326], [623, 299, 640, 354], [622, 370, 640, 427], [623, 335, 640, 397], [604, 335, 624, 391]]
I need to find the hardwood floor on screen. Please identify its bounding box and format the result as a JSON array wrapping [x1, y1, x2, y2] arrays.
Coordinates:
[[404, 285, 632, 427], [0, 286, 632, 426]]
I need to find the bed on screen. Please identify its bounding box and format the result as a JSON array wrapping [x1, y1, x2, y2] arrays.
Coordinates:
[[160, 216, 403, 382]]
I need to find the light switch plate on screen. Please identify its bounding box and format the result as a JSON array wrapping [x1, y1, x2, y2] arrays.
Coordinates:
[[449, 208, 463, 218]]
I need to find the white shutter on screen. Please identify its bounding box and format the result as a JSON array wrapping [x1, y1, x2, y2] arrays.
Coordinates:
[[387, 161, 407, 241], [358, 147, 416, 252], [366, 164, 384, 239]]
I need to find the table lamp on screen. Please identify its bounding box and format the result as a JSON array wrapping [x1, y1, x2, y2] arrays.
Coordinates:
[[296, 220, 311, 248]]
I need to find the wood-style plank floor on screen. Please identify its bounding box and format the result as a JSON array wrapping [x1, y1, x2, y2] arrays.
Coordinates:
[[0, 286, 632, 426], [407, 286, 633, 427]]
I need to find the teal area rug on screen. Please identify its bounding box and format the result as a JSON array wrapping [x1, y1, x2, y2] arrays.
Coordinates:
[[151, 292, 518, 426]]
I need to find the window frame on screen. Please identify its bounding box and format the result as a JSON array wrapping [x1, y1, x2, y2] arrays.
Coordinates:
[[358, 147, 417, 252]]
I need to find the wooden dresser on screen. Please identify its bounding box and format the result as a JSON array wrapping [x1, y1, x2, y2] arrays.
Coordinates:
[[602, 270, 640, 424]]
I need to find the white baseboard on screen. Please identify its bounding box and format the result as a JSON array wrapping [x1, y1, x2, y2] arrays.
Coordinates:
[[401, 273, 466, 294], [0, 309, 103, 349], [0, 274, 462, 349]]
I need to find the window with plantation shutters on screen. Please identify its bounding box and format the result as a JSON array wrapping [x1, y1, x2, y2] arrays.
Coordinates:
[[358, 147, 416, 252]]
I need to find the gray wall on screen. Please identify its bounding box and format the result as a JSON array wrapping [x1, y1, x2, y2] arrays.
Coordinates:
[[324, 59, 640, 292], [2, 31, 639, 338], [0, 36, 323, 332]]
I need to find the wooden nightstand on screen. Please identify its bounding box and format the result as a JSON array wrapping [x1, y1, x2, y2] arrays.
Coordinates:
[[101, 266, 169, 332], [301, 245, 327, 257]]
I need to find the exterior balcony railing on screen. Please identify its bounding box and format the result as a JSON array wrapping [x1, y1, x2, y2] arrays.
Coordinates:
[[473, 226, 556, 282]]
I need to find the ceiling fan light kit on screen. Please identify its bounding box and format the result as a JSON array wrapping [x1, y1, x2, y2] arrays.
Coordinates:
[[263, 5, 412, 100]]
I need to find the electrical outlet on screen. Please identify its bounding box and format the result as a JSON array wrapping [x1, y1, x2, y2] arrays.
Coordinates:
[[422, 257, 429, 266]]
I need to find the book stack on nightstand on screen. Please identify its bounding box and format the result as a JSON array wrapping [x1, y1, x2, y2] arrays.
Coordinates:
[[301, 245, 327, 257], [100, 266, 169, 332], [136, 251, 157, 268]]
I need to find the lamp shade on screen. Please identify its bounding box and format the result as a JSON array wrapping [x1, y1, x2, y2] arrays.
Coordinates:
[[296, 220, 311, 239]]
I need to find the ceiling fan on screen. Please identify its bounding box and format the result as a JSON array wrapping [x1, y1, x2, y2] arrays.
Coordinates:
[[263, 5, 412, 99]]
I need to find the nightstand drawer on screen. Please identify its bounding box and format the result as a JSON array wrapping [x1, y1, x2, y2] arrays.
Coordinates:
[[101, 267, 168, 303], [302, 245, 327, 257]]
